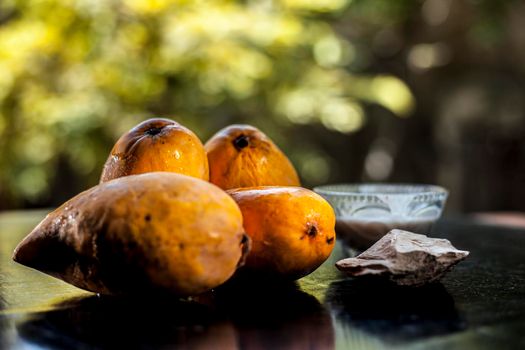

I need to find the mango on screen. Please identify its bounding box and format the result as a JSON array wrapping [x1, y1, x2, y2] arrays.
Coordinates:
[[13, 172, 250, 295], [205, 125, 300, 190], [100, 118, 209, 182], [228, 186, 335, 279]]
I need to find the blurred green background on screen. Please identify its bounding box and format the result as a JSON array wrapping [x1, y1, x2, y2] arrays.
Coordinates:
[[0, 0, 524, 212]]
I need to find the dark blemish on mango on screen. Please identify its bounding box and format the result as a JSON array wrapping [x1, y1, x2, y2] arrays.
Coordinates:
[[144, 214, 151, 222], [307, 225, 318, 237], [233, 134, 249, 151], [145, 127, 163, 136], [326, 237, 334, 244], [301, 225, 318, 240]]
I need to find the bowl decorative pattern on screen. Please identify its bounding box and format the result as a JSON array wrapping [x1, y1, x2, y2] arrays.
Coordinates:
[[313, 184, 448, 249]]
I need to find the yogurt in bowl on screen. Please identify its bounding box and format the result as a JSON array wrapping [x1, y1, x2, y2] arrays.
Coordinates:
[[313, 184, 448, 249]]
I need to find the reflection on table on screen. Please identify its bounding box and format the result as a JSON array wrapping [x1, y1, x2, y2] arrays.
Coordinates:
[[1, 211, 525, 349]]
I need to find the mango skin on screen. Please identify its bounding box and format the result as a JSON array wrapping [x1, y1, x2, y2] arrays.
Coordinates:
[[205, 125, 300, 190], [228, 186, 336, 280], [13, 173, 249, 296], [100, 118, 209, 183]]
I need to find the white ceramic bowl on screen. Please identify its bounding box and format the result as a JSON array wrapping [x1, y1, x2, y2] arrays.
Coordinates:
[[313, 184, 448, 249]]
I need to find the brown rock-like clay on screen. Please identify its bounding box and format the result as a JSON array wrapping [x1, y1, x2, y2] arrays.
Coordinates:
[[335, 229, 469, 286], [13, 172, 249, 296]]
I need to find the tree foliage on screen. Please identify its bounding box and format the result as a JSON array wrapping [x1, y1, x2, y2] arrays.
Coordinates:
[[0, 0, 417, 207]]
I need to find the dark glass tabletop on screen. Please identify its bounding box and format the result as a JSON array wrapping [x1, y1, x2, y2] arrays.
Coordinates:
[[1, 211, 524, 349]]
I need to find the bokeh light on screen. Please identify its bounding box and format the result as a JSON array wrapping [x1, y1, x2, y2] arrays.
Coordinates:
[[1, 0, 523, 213]]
